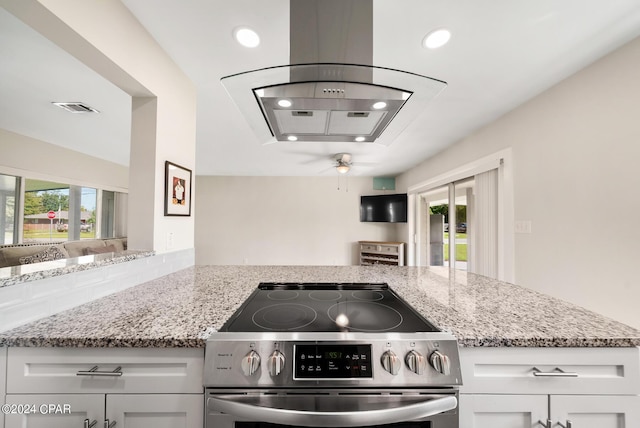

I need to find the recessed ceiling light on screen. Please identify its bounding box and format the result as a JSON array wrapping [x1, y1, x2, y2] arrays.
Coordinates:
[[372, 101, 387, 110], [287, 135, 298, 141], [278, 99, 292, 108], [423, 28, 451, 49], [233, 26, 260, 48], [355, 136, 366, 142]]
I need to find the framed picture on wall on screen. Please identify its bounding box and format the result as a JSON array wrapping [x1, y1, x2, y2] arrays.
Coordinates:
[[164, 161, 192, 216]]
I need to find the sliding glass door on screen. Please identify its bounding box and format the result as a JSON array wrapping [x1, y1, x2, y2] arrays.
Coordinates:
[[416, 171, 499, 277]]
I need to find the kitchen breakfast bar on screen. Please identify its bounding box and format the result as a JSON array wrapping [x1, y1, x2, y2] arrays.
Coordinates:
[[1, 265, 639, 427]]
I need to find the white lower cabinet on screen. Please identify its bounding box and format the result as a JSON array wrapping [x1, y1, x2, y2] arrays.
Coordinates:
[[106, 394, 203, 428], [459, 394, 548, 427], [3, 347, 204, 428], [459, 347, 640, 427], [1, 347, 6, 428], [551, 395, 640, 428], [460, 394, 640, 427], [4, 393, 203, 428], [4, 394, 103, 428]]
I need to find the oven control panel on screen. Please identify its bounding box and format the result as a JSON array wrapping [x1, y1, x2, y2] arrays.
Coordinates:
[[293, 344, 373, 379], [204, 332, 462, 388]]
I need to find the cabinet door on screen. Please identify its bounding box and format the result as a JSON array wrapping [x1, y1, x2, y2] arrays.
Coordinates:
[[1, 347, 6, 428], [459, 394, 548, 428], [106, 394, 203, 428], [4, 394, 104, 428], [551, 395, 640, 428]]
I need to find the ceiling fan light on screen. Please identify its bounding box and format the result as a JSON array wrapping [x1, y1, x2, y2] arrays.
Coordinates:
[[336, 164, 350, 174]]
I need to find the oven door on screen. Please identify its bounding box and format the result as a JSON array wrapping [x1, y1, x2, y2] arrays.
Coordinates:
[[206, 390, 458, 428]]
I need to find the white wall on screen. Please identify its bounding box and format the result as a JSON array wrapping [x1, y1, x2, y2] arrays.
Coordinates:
[[0, 128, 128, 192], [397, 36, 640, 329], [3, 0, 197, 254], [195, 176, 401, 265]]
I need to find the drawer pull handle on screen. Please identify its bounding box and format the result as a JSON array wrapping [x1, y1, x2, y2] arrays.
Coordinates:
[[104, 419, 117, 428], [532, 367, 578, 377], [84, 419, 98, 428], [77, 366, 123, 377], [557, 421, 572, 428], [537, 420, 552, 428]]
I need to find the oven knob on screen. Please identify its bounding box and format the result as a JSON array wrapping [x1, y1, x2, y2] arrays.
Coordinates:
[[241, 350, 261, 376], [267, 350, 286, 377], [380, 350, 401, 375], [429, 350, 451, 376], [405, 350, 427, 375]]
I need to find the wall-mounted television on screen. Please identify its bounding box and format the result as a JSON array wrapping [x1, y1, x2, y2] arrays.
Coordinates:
[[360, 193, 408, 223]]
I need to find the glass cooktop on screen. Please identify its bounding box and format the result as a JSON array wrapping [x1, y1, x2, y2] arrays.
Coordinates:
[[220, 282, 440, 333]]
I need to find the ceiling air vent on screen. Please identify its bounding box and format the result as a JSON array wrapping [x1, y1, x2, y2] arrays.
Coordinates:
[[52, 102, 99, 113]]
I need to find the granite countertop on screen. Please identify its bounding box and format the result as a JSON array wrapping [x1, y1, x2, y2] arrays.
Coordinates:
[[0, 250, 156, 288], [0, 265, 639, 348]]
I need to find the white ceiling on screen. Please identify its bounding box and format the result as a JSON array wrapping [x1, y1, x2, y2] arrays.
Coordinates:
[[2, 1, 640, 177]]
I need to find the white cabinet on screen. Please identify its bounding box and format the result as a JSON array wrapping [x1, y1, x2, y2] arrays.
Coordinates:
[[551, 395, 640, 428], [4, 394, 103, 428], [1, 347, 6, 428], [107, 394, 203, 428], [459, 347, 640, 427], [459, 394, 547, 428], [460, 394, 640, 427], [3, 347, 204, 428], [359, 241, 405, 266]]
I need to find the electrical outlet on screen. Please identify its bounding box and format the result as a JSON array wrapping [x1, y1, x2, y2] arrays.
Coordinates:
[[514, 220, 532, 234]]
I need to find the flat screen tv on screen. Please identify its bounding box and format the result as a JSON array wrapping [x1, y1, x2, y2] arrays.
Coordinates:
[[360, 193, 408, 223]]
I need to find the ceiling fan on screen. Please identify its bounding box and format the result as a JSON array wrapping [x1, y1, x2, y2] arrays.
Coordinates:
[[334, 153, 352, 174]]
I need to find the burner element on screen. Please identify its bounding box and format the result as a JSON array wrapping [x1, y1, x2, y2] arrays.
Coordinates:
[[267, 290, 299, 300], [309, 290, 343, 301], [252, 304, 317, 331], [352, 290, 384, 301], [327, 301, 403, 332]]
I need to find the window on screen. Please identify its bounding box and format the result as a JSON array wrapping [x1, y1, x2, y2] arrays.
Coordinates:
[[0, 176, 126, 246], [0, 174, 20, 245]]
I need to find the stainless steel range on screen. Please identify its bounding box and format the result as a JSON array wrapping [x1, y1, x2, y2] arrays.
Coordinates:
[[204, 283, 462, 428]]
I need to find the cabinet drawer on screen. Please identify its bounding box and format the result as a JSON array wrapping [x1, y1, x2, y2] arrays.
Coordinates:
[[7, 347, 204, 394], [379, 245, 399, 255], [360, 244, 378, 252], [459, 347, 640, 395]]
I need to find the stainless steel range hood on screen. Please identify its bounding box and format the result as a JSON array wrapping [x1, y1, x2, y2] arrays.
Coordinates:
[[221, 0, 446, 145]]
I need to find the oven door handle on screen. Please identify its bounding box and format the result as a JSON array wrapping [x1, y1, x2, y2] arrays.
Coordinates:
[[207, 394, 457, 427]]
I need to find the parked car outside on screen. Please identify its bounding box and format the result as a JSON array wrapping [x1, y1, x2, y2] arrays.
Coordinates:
[[56, 223, 68, 232], [456, 223, 467, 233]]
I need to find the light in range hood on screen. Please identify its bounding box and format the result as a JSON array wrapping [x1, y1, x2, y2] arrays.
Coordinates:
[[221, 63, 446, 145]]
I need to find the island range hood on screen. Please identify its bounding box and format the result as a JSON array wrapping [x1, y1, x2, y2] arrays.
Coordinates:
[[221, 0, 447, 145]]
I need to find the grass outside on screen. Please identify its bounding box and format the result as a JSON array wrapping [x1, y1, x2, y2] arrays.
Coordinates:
[[443, 232, 468, 262], [23, 230, 96, 240], [444, 244, 467, 262]]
